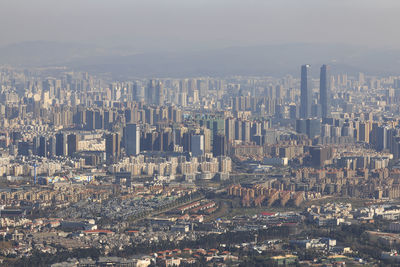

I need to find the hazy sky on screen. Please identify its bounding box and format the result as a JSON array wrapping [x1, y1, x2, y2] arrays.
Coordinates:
[[1, 0, 399, 52]]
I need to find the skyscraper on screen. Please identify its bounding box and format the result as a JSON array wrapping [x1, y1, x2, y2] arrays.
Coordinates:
[[213, 134, 226, 157], [85, 110, 95, 130], [94, 110, 103, 129], [38, 136, 47, 157], [132, 82, 139, 102], [48, 136, 56, 158], [306, 118, 321, 139], [300, 64, 312, 119], [55, 132, 67, 156], [155, 81, 164, 106], [146, 80, 164, 105], [146, 80, 156, 104], [32, 136, 40, 156], [67, 133, 79, 157], [106, 133, 121, 163], [320, 64, 331, 119], [296, 119, 307, 135], [124, 124, 140, 156], [191, 135, 204, 157], [225, 118, 235, 142]]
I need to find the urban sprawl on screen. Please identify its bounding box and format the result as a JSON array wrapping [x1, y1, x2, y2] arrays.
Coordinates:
[[0, 65, 400, 266]]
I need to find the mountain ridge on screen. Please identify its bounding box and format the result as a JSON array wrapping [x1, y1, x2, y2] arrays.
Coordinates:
[[0, 41, 399, 78]]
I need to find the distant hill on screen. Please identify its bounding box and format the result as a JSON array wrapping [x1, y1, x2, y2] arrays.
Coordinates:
[[1, 41, 399, 78], [0, 41, 111, 66]]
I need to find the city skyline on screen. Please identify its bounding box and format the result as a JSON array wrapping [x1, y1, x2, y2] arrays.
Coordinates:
[[0, 64, 399, 265], [1, 0, 400, 265]]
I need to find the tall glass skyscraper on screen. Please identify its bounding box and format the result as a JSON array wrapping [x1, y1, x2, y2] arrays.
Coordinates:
[[300, 64, 312, 119], [320, 64, 331, 119], [124, 123, 140, 156]]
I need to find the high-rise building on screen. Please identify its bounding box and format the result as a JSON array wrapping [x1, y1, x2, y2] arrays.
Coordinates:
[[143, 131, 158, 151], [18, 141, 31, 156], [33, 137, 40, 156], [85, 110, 95, 130], [182, 132, 191, 153], [48, 136, 56, 158], [359, 122, 370, 143], [124, 124, 140, 156], [106, 133, 121, 163], [321, 124, 331, 137], [132, 82, 139, 102], [241, 121, 251, 142], [234, 120, 242, 141], [275, 85, 285, 99], [358, 72, 365, 85], [289, 104, 298, 120], [146, 80, 156, 104], [202, 128, 212, 153], [55, 132, 67, 156], [94, 110, 103, 129], [162, 130, 173, 151], [67, 133, 79, 157], [309, 146, 333, 168], [376, 125, 389, 151], [225, 118, 235, 142], [320, 64, 331, 119], [38, 136, 47, 157], [145, 107, 154, 125], [155, 81, 164, 106], [306, 118, 321, 139], [191, 135, 204, 157], [213, 134, 226, 157], [311, 104, 321, 118], [103, 110, 113, 130], [300, 64, 312, 119], [296, 119, 307, 135], [146, 80, 163, 105]]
